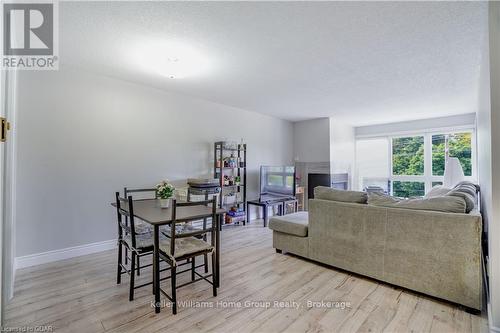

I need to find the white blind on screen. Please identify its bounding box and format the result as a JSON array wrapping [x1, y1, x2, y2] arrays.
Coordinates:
[[355, 138, 389, 191]]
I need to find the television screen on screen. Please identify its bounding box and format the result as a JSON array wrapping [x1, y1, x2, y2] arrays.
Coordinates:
[[260, 166, 296, 198]]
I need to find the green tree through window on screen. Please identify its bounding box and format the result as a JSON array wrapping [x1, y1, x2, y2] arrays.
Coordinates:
[[393, 181, 425, 198], [392, 136, 424, 175], [432, 133, 472, 176], [391, 136, 425, 197]]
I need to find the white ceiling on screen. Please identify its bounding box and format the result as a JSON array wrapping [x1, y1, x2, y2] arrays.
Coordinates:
[[60, 1, 487, 125]]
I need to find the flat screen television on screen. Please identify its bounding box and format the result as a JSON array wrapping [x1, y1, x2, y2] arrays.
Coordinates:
[[259, 166, 296, 201]]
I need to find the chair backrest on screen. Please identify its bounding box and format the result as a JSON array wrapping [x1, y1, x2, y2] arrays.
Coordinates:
[[123, 187, 157, 228], [124, 187, 158, 200], [115, 192, 138, 249], [169, 197, 217, 256]]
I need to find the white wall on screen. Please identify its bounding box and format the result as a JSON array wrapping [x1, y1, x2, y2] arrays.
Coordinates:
[[329, 119, 355, 188], [293, 118, 330, 163], [14, 68, 293, 257], [483, 3, 500, 330]]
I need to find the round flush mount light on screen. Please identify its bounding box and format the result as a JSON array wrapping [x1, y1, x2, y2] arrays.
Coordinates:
[[130, 40, 212, 79]]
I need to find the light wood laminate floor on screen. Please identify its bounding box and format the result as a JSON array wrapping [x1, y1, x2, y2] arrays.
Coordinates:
[[5, 221, 488, 333]]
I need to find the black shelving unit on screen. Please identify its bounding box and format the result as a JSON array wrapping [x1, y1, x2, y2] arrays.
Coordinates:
[[214, 141, 247, 226]]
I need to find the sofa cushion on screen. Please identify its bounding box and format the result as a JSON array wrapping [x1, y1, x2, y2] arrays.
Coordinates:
[[424, 185, 451, 199], [268, 212, 309, 237], [368, 192, 466, 213], [422, 182, 477, 213], [440, 181, 478, 213], [455, 181, 480, 192], [446, 190, 475, 213], [314, 186, 367, 204], [453, 182, 477, 197]]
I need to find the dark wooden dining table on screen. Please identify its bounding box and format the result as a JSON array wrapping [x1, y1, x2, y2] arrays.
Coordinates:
[[111, 199, 225, 313]]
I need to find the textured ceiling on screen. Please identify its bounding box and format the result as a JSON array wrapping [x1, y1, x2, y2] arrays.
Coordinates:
[[59, 1, 487, 125]]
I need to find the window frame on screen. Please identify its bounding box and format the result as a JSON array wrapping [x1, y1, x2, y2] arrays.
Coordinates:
[[388, 128, 476, 196]]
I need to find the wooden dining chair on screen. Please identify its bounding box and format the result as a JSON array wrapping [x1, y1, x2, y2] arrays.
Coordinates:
[[157, 198, 218, 314], [115, 192, 167, 301], [162, 194, 217, 274], [123, 187, 157, 273]]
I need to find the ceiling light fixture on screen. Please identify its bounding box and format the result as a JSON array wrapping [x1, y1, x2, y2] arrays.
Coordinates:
[[130, 40, 212, 79]]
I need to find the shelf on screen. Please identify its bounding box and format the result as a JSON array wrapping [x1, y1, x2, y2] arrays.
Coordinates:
[[215, 167, 246, 170], [222, 220, 245, 226], [219, 148, 246, 152], [214, 141, 246, 215], [222, 184, 245, 188], [222, 201, 245, 207], [223, 214, 246, 226]]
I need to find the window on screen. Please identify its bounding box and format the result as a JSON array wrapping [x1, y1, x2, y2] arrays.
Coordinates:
[[432, 133, 472, 176], [392, 181, 425, 198], [392, 136, 424, 176], [356, 129, 475, 198], [355, 138, 390, 193]]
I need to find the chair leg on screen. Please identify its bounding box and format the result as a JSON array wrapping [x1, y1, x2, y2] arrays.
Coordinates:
[[129, 251, 136, 301], [203, 234, 209, 273], [191, 256, 196, 281], [125, 247, 128, 265], [211, 252, 217, 297], [171, 265, 177, 314], [117, 242, 122, 284], [137, 256, 141, 276]]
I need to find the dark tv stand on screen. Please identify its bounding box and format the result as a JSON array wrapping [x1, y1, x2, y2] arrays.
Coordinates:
[[247, 198, 298, 227], [246, 200, 283, 227]]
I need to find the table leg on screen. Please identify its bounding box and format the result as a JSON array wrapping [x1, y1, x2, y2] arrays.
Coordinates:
[[153, 225, 160, 313], [246, 202, 250, 224], [216, 214, 221, 288], [263, 205, 268, 227]]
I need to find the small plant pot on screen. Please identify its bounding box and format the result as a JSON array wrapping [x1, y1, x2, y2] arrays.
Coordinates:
[[158, 198, 171, 209]]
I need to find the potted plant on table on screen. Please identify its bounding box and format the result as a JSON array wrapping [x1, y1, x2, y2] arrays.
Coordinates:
[[156, 180, 175, 208]]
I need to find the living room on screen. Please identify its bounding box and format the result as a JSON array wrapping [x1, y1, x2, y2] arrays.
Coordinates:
[[1, 1, 499, 332]]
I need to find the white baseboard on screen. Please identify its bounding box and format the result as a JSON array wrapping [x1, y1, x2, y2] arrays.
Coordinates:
[[14, 239, 117, 270], [488, 303, 500, 333]]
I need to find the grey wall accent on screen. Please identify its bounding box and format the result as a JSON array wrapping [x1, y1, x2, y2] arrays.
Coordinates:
[[293, 118, 330, 163], [293, 117, 356, 208], [14, 68, 294, 257], [294, 161, 331, 210]]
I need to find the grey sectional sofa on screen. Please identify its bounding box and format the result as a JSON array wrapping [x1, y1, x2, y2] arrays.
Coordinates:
[[269, 185, 483, 310]]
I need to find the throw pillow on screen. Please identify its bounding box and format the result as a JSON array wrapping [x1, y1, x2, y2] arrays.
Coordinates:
[[424, 185, 451, 199], [314, 186, 368, 204], [368, 192, 466, 213]]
